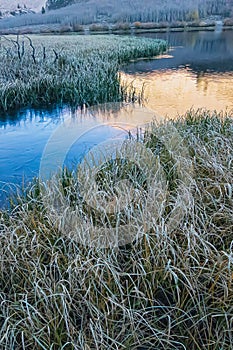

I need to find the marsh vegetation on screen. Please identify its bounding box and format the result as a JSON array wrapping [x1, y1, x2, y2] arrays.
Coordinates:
[[0, 35, 167, 111], [0, 110, 233, 349]]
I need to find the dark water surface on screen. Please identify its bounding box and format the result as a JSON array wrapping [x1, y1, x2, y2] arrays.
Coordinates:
[[1, 31, 233, 205]]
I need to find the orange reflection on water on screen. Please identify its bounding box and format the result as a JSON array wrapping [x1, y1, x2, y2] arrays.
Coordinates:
[[121, 69, 233, 119]]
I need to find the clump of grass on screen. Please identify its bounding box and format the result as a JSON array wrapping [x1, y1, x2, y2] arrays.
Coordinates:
[[0, 35, 167, 111], [0, 110, 233, 349]]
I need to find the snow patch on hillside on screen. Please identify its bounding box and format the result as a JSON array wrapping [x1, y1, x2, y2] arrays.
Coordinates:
[[0, 0, 46, 13]]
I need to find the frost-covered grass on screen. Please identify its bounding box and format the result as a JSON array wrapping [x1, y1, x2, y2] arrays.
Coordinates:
[[0, 110, 233, 349], [0, 34, 167, 111]]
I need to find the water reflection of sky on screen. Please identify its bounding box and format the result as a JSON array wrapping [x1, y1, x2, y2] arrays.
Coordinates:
[[0, 104, 156, 205]]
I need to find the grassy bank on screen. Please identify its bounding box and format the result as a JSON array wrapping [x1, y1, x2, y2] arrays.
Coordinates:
[[0, 110, 233, 349], [0, 35, 167, 111]]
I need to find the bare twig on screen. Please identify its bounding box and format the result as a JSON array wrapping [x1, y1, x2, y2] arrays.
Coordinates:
[[42, 46, 46, 60], [1, 35, 21, 60], [25, 35, 36, 63], [53, 49, 59, 63]]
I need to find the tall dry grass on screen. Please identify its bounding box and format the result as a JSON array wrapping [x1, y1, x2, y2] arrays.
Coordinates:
[[0, 109, 233, 349]]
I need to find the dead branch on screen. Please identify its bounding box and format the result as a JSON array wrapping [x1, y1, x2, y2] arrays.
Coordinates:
[[24, 35, 36, 63]]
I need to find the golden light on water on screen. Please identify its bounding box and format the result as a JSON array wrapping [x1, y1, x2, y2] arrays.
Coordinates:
[[121, 68, 233, 119]]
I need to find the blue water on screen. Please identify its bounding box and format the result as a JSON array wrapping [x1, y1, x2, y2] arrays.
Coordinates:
[[0, 106, 128, 205]]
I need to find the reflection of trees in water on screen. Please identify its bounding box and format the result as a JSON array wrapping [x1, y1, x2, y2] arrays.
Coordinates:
[[123, 31, 233, 105], [194, 36, 228, 53], [195, 70, 233, 103], [187, 57, 233, 74], [196, 71, 209, 93], [156, 31, 233, 54]]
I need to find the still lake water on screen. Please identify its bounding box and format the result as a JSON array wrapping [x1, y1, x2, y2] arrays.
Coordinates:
[[123, 30, 233, 117], [0, 30, 233, 204]]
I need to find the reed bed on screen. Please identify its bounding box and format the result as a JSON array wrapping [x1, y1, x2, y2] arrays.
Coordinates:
[[0, 109, 233, 349], [0, 35, 167, 111]]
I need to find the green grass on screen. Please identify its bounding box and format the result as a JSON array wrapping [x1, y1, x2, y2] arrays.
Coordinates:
[[0, 109, 233, 349], [0, 34, 167, 111]]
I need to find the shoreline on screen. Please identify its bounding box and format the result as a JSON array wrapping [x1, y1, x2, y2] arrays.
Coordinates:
[[1, 23, 233, 36], [90, 26, 233, 35]]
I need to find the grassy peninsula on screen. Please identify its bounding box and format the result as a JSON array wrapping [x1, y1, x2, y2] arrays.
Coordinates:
[[0, 35, 167, 111]]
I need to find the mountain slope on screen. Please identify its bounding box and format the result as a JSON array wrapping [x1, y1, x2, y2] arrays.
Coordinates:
[[0, 0, 46, 13], [0, 0, 232, 33], [46, 0, 75, 10]]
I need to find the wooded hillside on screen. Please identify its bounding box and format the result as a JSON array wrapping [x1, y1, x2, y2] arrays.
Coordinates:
[[46, 0, 233, 21], [0, 0, 232, 32]]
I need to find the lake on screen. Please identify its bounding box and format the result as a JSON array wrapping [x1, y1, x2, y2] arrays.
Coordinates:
[[0, 30, 233, 205]]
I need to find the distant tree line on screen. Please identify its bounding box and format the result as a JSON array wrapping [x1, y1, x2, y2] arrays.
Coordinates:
[[45, 0, 233, 20], [0, 0, 232, 32]]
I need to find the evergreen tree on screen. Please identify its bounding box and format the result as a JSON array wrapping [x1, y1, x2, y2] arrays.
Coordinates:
[[46, 0, 76, 10]]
